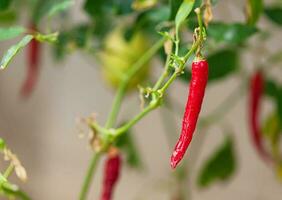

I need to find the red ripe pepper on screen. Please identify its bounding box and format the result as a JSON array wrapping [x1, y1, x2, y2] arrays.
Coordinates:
[[20, 23, 41, 98], [171, 59, 208, 169], [101, 153, 121, 200], [249, 71, 271, 161]]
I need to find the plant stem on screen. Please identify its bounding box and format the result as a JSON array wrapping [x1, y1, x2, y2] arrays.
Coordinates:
[[159, 39, 201, 94], [104, 38, 166, 128], [115, 100, 160, 136], [114, 38, 203, 137], [79, 152, 101, 200], [175, 29, 180, 56], [153, 55, 171, 90], [3, 163, 14, 178]]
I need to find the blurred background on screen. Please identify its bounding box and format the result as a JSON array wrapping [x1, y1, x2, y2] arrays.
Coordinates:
[[0, 0, 282, 199]]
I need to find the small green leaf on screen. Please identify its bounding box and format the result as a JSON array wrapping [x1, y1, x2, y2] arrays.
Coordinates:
[[0, 35, 33, 70], [46, 0, 74, 19], [246, 0, 263, 25], [133, 5, 170, 35], [175, 0, 195, 32], [0, 26, 25, 41], [0, 0, 13, 11], [208, 22, 257, 44], [265, 79, 279, 98], [0, 10, 17, 24], [265, 7, 282, 26], [32, 0, 74, 25], [197, 137, 236, 188], [0, 138, 6, 150], [115, 129, 142, 168], [264, 80, 282, 130], [84, 0, 133, 18]]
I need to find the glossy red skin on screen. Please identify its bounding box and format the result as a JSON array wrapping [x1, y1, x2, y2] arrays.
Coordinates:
[[101, 154, 121, 200], [20, 23, 41, 97], [249, 71, 271, 161], [171, 60, 208, 169]]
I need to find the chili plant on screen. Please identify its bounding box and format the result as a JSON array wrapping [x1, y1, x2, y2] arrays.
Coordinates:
[[0, 0, 282, 199]]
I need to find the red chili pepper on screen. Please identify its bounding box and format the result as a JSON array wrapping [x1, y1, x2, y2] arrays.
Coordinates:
[[101, 153, 121, 200], [249, 71, 271, 161], [20, 23, 41, 98], [171, 59, 208, 169]]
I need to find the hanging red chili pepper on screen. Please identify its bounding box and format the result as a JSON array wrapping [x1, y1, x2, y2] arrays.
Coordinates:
[[171, 58, 209, 169], [20, 22, 41, 98], [249, 71, 271, 162], [101, 152, 121, 200]]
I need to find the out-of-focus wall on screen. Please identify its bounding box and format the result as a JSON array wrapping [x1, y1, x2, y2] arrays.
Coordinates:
[[0, 0, 281, 199]]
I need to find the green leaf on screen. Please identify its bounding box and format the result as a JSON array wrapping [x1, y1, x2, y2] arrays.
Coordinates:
[[197, 137, 236, 188], [84, 0, 133, 18], [180, 49, 238, 83], [0, 35, 33, 70], [46, 0, 74, 19], [175, 0, 195, 32], [265, 7, 282, 26], [265, 79, 279, 98], [115, 129, 142, 168], [264, 79, 282, 130], [32, 0, 74, 25], [53, 24, 93, 60], [0, 10, 17, 24], [0, 0, 12, 11], [0, 138, 6, 150], [169, 0, 183, 20], [246, 0, 263, 25], [0, 26, 25, 41], [133, 5, 170, 35], [208, 22, 257, 44], [208, 49, 238, 81]]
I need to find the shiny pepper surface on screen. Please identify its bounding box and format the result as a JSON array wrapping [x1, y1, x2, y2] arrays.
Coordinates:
[[101, 154, 121, 200], [171, 59, 208, 169]]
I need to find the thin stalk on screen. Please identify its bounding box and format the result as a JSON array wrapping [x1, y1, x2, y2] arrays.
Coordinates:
[[79, 152, 101, 200], [105, 38, 166, 128], [159, 38, 201, 94], [153, 55, 171, 90], [175, 29, 180, 56], [115, 100, 159, 136], [3, 163, 14, 178]]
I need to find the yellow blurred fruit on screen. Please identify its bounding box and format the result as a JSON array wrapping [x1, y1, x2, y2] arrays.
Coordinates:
[[98, 26, 150, 91]]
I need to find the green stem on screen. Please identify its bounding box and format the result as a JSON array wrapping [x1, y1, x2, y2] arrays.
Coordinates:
[[159, 39, 202, 94], [114, 36, 203, 137], [175, 29, 180, 56], [153, 55, 171, 90], [3, 163, 14, 179], [79, 152, 101, 200], [115, 100, 160, 136], [15, 190, 32, 200], [105, 38, 166, 128]]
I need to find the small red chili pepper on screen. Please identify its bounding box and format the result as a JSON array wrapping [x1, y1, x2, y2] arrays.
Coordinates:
[[20, 23, 41, 98], [249, 71, 271, 161], [101, 153, 121, 200], [171, 58, 208, 169]]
